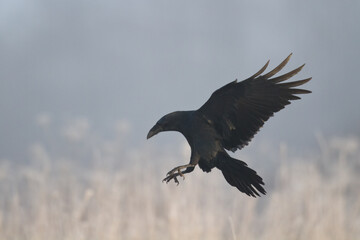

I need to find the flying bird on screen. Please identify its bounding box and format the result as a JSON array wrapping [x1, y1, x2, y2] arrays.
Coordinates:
[[147, 54, 311, 197]]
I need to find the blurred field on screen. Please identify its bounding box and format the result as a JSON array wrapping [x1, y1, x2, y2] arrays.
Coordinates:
[[0, 136, 359, 240]]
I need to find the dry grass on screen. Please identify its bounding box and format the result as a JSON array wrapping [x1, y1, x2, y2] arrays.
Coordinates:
[[0, 136, 359, 240]]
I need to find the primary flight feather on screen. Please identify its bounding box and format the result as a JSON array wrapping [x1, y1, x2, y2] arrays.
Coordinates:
[[147, 53, 311, 197]]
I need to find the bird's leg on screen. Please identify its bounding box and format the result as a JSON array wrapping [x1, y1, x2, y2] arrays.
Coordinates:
[[162, 164, 195, 185], [166, 164, 192, 179], [163, 172, 181, 185]]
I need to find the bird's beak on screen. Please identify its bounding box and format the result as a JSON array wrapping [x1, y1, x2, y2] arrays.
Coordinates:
[[147, 124, 162, 139]]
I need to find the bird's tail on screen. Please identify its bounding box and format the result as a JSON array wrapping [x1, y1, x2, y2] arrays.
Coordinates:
[[216, 152, 266, 197]]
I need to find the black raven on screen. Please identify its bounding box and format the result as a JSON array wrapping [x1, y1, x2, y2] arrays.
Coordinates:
[[147, 54, 311, 197]]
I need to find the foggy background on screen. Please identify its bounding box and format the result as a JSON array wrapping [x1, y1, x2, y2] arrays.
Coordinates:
[[1, 0, 359, 163]]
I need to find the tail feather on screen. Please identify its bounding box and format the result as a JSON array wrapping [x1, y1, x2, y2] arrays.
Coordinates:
[[216, 153, 266, 197]]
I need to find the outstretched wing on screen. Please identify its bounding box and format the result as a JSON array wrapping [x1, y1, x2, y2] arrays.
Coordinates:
[[198, 53, 311, 151]]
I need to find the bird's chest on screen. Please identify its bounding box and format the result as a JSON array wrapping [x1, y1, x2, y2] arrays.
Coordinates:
[[181, 114, 221, 158], [192, 134, 220, 172], [187, 127, 220, 159], [181, 119, 221, 172]]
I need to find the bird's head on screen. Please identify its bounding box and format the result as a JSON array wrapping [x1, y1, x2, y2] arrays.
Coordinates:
[[147, 111, 186, 139]]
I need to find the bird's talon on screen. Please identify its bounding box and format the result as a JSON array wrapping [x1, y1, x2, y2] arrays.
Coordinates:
[[178, 170, 185, 180]]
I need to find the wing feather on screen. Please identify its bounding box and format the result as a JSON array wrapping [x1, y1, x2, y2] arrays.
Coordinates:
[[269, 64, 305, 83], [248, 60, 270, 79], [198, 54, 311, 151], [262, 53, 292, 78]]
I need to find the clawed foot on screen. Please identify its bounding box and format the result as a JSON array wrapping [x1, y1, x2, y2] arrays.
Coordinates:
[[162, 166, 186, 185]]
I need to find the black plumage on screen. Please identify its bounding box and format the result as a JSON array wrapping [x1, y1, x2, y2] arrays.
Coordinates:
[[147, 54, 311, 197]]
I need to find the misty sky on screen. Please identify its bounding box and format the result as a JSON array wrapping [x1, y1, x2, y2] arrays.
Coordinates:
[[1, 0, 359, 161]]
